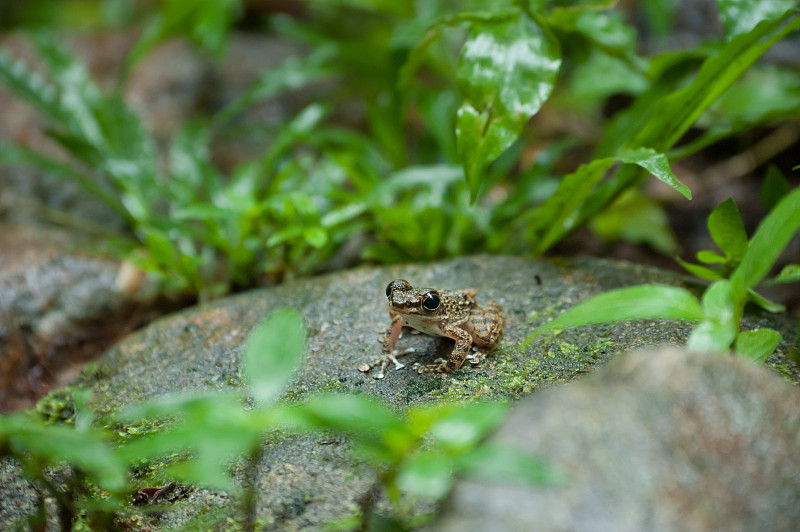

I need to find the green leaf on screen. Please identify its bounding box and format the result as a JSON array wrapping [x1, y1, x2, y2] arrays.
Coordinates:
[[618, 148, 691, 199], [735, 328, 782, 362], [686, 320, 736, 353], [700, 280, 735, 323], [577, 10, 800, 233], [524, 285, 704, 346], [141, 228, 177, 268], [634, 10, 800, 153], [708, 198, 748, 260], [0, 414, 127, 492], [530, 149, 685, 253], [761, 165, 791, 212], [299, 393, 406, 438], [118, 392, 263, 491], [456, 11, 561, 201], [676, 257, 724, 281], [589, 190, 679, 255], [214, 44, 335, 126], [0, 143, 126, 217], [243, 308, 306, 405], [529, 158, 616, 253], [766, 264, 800, 285], [0, 47, 64, 123], [731, 185, 800, 302], [427, 402, 508, 451], [458, 443, 561, 486], [30, 32, 105, 148], [125, 0, 242, 73], [697, 250, 727, 264], [686, 280, 737, 353], [303, 227, 328, 248], [717, 0, 798, 38], [745, 288, 785, 313], [396, 451, 454, 498]]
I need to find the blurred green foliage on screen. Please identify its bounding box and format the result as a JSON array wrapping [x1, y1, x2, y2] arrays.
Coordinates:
[[0, 0, 798, 299], [1, 309, 556, 530]]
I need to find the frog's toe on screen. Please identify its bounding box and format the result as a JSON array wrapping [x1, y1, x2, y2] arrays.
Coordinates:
[[417, 360, 449, 374]]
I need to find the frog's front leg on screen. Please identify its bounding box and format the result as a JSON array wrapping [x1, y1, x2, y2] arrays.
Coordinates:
[[359, 315, 412, 379], [417, 325, 472, 374]]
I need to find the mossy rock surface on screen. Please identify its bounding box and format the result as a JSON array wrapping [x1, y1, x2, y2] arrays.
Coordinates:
[[2, 255, 797, 530]]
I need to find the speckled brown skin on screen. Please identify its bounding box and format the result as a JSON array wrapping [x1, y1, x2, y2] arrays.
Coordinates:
[[359, 280, 503, 378]]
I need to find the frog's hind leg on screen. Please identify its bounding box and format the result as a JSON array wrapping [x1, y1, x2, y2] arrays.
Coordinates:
[[471, 301, 503, 348], [417, 325, 472, 374]]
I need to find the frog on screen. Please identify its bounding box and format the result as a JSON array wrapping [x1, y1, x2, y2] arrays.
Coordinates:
[[358, 279, 503, 379]]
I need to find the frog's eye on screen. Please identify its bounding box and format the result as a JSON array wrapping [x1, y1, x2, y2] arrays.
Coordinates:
[[421, 290, 440, 311], [386, 282, 394, 299]]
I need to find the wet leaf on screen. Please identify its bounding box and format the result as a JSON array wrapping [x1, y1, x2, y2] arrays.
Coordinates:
[[618, 148, 691, 199], [456, 11, 560, 201]]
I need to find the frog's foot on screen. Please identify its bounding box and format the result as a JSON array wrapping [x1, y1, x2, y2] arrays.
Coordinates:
[[416, 358, 450, 374], [466, 348, 487, 367], [358, 348, 415, 379]]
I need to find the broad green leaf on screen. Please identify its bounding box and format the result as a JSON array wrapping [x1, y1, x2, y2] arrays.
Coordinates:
[[708, 198, 748, 260], [244, 308, 306, 405], [524, 285, 704, 345], [456, 11, 561, 201], [458, 444, 561, 486], [731, 185, 800, 302], [717, 0, 797, 38], [618, 148, 691, 199], [396, 451, 453, 498], [735, 328, 782, 362]]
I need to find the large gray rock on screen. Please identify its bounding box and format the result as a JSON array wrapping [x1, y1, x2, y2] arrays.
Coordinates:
[[1, 256, 797, 530], [434, 347, 800, 532], [0, 224, 136, 411]]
